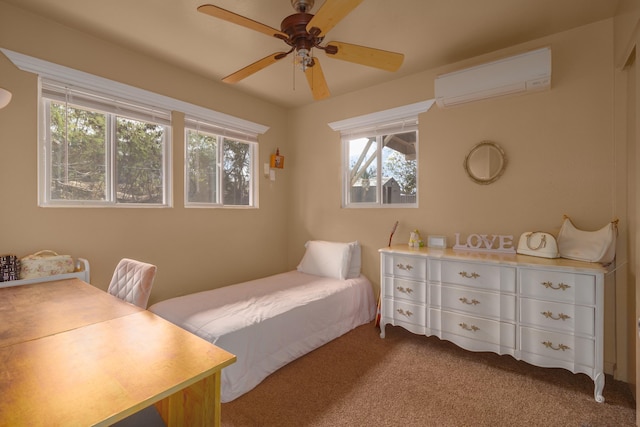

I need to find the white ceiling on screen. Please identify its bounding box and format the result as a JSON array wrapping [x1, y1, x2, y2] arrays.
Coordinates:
[[2, 0, 619, 108]]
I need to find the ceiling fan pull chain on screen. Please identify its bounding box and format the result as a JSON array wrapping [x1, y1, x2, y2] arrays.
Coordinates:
[[292, 55, 296, 91], [309, 57, 316, 92]]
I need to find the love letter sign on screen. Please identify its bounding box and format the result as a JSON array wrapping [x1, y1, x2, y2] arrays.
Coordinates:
[[453, 233, 516, 254]]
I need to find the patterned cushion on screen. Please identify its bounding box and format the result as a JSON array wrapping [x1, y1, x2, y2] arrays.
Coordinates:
[[107, 258, 157, 309]]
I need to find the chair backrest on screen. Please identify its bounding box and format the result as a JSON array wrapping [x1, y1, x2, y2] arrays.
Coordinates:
[[107, 258, 157, 309]]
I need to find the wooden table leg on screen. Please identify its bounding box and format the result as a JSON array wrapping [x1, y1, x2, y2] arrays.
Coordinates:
[[155, 371, 221, 427]]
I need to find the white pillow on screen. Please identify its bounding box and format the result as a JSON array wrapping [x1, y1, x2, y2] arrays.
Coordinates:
[[346, 241, 361, 279], [297, 240, 353, 280]]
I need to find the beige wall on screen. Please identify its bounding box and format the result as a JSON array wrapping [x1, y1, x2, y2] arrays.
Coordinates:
[[288, 21, 615, 285], [0, 2, 291, 305], [287, 20, 625, 376]]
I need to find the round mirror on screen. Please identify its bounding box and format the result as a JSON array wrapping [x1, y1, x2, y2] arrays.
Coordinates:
[[463, 141, 506, 185]]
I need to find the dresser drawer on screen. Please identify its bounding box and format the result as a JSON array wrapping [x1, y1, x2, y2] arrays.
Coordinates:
[[520, 326, 594, 367], [429, 259, 516, 293], [429, 309, 515, 348], [430, 284, 516, 322], [383, 276, 426, 303], [384, 254, 427, 281], [382, 297, 426, 327], [520, 297, 595, 336], [519, 269, 596, 305]]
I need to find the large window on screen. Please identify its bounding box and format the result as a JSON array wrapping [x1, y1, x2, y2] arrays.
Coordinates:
[[330, 100, 433, 208], [185, 119, 257, 207], [40, 81, 171, 206], [2, 48, 269, 209]]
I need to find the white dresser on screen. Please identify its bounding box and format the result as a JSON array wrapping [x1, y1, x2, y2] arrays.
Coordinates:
[[379, 246, 611, 402]]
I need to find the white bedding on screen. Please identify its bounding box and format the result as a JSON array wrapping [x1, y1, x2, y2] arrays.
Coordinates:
[[148, 270, 376, 402]]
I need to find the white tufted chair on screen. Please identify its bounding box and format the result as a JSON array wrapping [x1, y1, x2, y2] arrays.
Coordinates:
[[107, 258, 157, 309]]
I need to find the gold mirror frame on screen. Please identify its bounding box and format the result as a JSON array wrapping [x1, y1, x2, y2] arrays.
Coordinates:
[[463, 141, 507, 185]]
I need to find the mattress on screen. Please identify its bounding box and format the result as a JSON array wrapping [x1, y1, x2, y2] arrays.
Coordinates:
[[148, 270, 376, 402]]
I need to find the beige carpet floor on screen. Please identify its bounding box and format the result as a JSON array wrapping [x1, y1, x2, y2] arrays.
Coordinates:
[[221, 322, 635, 427]]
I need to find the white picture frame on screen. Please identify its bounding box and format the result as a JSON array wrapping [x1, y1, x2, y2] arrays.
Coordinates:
[[428, 235, 447, 249]]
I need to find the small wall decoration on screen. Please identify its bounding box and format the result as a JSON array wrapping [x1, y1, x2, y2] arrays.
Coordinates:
[[463, 141, 507, 185], [453, 232, 516, 254], [270, 148, 284, 169]]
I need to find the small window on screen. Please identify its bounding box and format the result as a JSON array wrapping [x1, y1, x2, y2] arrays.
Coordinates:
[[346, 130, 417, 205], [185, 119, 257, 208], [40, 81, 171, 207], [330, 100, 433, 208]]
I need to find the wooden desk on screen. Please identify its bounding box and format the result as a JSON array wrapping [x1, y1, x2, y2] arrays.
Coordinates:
[[0, 279, 236, 426]]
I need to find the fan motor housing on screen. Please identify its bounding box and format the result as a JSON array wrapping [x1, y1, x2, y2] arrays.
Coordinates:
[[280, 13, 320, 51]]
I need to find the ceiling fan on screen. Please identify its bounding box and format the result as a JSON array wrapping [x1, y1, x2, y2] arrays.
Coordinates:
[[197, 0, 404, 100]]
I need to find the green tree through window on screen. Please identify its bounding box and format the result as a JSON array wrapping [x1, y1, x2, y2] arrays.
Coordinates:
[[50, 103, 107, 201], [346, 130, 417, 206], [186, 127, 255, 207], [48, 102, 167, 204]]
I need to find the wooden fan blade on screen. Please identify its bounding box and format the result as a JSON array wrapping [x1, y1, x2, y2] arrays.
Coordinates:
[[305, 59, 330, 100], [326, 41, 404, 72], [306, 0, 364, 37], [197, 4, 288, 39], [222, 52, 289, 84]]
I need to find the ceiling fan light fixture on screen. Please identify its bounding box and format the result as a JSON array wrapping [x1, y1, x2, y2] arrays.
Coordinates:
[[291, 0, 315, 13], [296, 48, 313, 71]]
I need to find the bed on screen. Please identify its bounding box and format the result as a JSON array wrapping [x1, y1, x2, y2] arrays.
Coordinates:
[[148, 240, 376, 402]]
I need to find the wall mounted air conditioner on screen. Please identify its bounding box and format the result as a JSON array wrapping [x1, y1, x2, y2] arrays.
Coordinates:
[[434, 47, 551, 108]]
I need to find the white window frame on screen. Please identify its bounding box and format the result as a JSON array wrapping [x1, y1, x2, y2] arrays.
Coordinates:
[[329, 100, 434, 208], [40, 80, 173, 207], [184, 118, 258, 208], [1, 48, 269, 208]]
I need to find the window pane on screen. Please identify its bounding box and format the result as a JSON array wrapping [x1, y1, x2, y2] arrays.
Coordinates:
[[381, 131, 417, 205], [348, 137, 378, 204], [186, 130, 219, 203], [115, 117, 165, 204], [49, 102, 107, 201], [223, 139, 251, 206]]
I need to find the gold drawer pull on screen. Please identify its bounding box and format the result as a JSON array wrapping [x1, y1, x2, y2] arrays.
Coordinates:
[[396, 286, 414, 294], [459, 322, 479, 332], [541, 311, 570, 321], [396, 263, 413, 271], [541, 281, 570, 291], [459, 271, 480, 279], [459, 297, 480, 305], [397, 308, 413, 318], [542, 341, 570, 351]]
